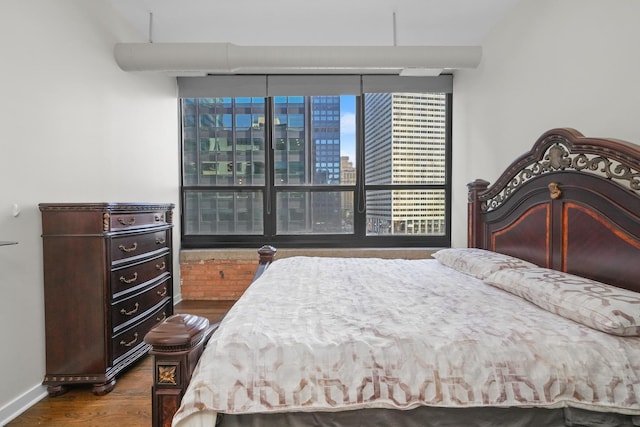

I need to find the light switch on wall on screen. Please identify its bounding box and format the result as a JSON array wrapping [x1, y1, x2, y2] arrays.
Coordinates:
[[11, 203, 20, 217]]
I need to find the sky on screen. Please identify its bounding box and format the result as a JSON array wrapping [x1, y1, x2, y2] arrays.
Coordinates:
[[340, 95, 356, 163]]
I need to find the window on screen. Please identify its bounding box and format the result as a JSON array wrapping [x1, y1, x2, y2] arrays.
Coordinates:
[[180, 75, 451, 248]]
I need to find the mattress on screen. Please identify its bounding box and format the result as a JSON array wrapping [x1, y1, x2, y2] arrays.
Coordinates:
[[172, 256, 640, 426]]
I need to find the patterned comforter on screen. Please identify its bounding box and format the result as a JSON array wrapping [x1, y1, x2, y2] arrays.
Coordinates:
[[172, 257, 640, 426]]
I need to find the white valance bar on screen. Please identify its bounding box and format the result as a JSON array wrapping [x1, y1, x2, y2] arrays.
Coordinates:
[[177, 76, 267, 98], [178, 74, 452, 98]]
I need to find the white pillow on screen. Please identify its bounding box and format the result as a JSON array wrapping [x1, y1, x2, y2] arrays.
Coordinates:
[[432, 248, 536, 280], [485, 267, 640, 336]]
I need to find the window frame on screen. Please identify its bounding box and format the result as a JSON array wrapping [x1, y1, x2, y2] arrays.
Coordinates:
[[179, 77, 452, 249]]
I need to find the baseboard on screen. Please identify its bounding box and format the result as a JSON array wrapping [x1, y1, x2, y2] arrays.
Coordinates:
[[0, 383, 47, 425], [1, 295, 184, 426], [0, 293, 183, 426]]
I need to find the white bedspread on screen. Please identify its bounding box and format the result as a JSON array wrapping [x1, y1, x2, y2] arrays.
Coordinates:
[[173, 257, 640, 426]]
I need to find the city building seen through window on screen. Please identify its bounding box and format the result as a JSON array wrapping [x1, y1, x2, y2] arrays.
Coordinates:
[[180, 81, 451, 248]]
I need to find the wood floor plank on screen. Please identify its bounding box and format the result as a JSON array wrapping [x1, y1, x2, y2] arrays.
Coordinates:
[[7, 300, 232, 427]]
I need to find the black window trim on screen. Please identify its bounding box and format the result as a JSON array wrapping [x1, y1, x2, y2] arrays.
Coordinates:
[[180, 83, 452, 249]]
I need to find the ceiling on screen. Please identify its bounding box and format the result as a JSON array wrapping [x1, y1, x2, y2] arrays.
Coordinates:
[[108, 0, 521, 46]]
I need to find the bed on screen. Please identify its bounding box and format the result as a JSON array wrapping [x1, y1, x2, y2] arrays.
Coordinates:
[[145, 128, 640, 427]]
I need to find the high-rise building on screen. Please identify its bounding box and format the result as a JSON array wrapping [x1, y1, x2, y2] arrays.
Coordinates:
[[340, 156, 356, 229], [364, 92, 447, 235], [273, 96, 343, 233], [184, 93, 445, 237], [182, 95, 343, 235]]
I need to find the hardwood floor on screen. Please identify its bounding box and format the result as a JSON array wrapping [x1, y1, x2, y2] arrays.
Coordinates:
[[7, 300, 235, 427]]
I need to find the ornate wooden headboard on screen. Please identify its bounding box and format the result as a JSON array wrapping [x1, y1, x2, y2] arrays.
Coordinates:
[[468, 128, 640, 292]]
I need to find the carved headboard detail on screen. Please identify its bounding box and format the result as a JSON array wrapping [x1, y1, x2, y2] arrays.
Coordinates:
[[468, 128, 640, 293]]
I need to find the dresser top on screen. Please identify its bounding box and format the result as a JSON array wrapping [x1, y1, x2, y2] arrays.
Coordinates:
[[39, 203, 175, 212]]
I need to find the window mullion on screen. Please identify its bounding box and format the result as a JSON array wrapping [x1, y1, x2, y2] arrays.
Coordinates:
[[180, 82, 451, 248], [354, 94, 367, 237], [264, 97, 276, 237]]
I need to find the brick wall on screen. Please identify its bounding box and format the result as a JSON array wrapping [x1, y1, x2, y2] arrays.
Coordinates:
[[179, 248, 434, 301], [180, 253, 259, 300]]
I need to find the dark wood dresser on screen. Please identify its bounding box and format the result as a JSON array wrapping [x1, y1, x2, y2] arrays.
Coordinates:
[[39, 202, 175, 396]]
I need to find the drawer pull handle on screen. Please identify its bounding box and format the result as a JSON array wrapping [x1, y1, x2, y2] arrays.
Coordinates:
[[155, 237, 166, 245], [155, 261, 166, 270], [154, 214, 164, 222], [118, 242, 138, 253], [120, 332, 138, 347], [119, 272, 138, 284], [120, 302, 139, 316], [157, 287, 167, 297], [118, 217, 136, 226], [156, 312, 167, 322]]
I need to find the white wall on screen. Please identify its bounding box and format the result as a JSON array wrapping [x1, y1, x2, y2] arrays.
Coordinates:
[[451, 0, 640, 247], [3, 0, 640, 421], [0, 1, 179, 422]]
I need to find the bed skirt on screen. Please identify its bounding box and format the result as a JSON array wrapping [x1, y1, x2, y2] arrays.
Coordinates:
[[179, 406, 640, 427]]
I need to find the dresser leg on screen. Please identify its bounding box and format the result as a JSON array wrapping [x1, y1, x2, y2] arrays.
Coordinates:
[[92, 378, 116, 396], [47, 384, 68, 397]]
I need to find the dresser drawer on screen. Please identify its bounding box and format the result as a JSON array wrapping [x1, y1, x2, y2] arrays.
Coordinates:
[[110, 211, 169, 231], [111, 301, 171, 364], [111, 253, 170, 298], [112, 279, 170, 333], [40, 202, 173, 395], [110, 229, 169, 264]]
